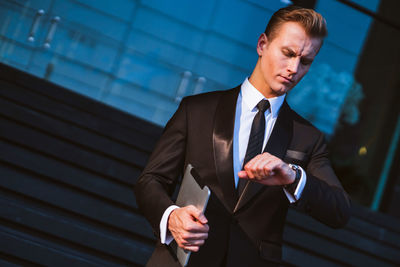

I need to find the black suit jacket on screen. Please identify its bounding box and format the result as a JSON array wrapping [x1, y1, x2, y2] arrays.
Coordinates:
[[135, 86, 351, 267]]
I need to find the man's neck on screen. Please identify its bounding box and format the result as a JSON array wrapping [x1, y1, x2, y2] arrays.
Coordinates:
[[248, 62, 276, 98]]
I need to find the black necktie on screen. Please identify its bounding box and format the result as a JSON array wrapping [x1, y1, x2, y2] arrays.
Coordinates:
[[237, 99, 270, 196]]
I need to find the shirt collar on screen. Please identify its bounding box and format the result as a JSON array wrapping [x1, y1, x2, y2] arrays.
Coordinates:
[[241, 77, 285, 118]]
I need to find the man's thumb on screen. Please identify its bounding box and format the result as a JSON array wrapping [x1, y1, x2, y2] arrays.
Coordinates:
[[188, 206, 208, 224]]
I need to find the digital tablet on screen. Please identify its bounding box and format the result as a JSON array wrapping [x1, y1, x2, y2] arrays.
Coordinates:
[[172, 164, 211, 267]]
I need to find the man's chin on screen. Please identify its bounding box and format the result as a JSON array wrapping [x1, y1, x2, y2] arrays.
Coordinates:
[[271, 87, 290, 97]]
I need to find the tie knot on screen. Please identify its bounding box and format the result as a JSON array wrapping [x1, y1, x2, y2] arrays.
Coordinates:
[[257, 99, 270, 113]]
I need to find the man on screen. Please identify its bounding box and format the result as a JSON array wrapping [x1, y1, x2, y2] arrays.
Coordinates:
[[135, 6, 351, 267]]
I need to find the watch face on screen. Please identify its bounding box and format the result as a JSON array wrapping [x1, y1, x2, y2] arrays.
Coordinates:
[[290, 164, 299, 171], [291, 165, 301, 180]]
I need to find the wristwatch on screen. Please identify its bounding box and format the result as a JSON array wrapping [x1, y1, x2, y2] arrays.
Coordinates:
[[284, 164, 301, 193]]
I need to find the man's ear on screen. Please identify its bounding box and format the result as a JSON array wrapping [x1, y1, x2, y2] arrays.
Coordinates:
[[256, 33, 268, 56]]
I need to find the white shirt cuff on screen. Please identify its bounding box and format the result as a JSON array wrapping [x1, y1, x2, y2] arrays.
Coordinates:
[[160, 205, 180, 244], [283, 166, 306, 203]]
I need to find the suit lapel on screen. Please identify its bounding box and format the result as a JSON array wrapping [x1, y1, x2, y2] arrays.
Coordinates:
[[213, 86, 240, 212], [234, 101, 293, 213]]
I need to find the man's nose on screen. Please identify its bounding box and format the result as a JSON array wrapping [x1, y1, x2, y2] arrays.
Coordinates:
[[287, 58, 299, 74]]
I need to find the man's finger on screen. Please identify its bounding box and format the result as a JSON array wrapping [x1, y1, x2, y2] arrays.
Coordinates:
[[182, 245, 201, 252], [182, 238, 206, 246], [238, 170, 249, 179], [244, 163, 256, 178], [244, 156, 264, 179], [183, 223, 209, 233], [249, 156, 264, 177], [185, 232, 208, 241]]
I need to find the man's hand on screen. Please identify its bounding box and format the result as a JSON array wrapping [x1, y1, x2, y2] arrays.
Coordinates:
[[238, 152, 296, 186], [168, 205, 209, 252]]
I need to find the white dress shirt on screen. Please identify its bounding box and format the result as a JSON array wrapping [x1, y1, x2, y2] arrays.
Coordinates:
[[159, 78, 306, 244]]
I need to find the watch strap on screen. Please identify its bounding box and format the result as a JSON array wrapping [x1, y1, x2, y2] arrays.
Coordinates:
[[284, 164, 301, 194]]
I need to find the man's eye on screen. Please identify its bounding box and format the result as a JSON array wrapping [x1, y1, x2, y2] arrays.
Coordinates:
[[301, 59, 312, 65], [284, 52, 293, 57]]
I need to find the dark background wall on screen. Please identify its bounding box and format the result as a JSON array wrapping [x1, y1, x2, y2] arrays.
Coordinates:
[[1, 63, 399, 266]]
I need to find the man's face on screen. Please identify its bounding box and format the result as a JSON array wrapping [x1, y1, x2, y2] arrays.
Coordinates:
[[251, 22, 322, 98]]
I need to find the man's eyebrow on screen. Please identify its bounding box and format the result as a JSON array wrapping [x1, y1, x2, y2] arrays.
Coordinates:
[[282, 46, 315, 61]]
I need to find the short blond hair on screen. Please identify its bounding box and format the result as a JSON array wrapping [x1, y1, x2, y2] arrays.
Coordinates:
[[265, 6, 327, 41]]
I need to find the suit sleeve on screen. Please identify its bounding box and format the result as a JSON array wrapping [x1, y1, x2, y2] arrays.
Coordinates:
[[134, 98, 188, 237], [296, 131, 352, 228]]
